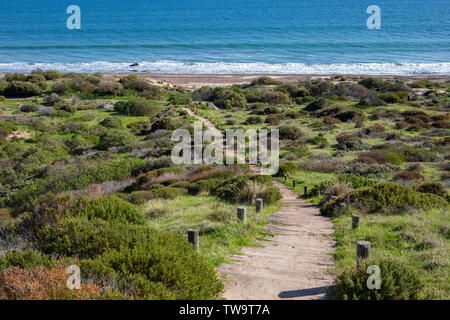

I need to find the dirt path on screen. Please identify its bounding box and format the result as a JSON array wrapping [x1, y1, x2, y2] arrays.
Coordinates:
[[184, 108, 335, 300]]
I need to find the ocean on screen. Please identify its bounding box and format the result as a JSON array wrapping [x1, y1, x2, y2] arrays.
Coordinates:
[[0, 0, 449, 74]]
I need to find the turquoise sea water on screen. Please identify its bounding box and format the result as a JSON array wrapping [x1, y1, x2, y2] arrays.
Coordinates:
[[0, 0, 449, 74]]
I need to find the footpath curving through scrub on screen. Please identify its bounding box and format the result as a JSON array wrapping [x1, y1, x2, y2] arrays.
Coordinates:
[[184, 108, 335, 300]]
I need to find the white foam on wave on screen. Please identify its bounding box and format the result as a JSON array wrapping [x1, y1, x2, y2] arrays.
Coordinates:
[[0, 61, 449, 75]]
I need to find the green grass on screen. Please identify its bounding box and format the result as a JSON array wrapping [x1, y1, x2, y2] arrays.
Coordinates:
[[144, 195, 281, 267], [332, 209, 450, 299]]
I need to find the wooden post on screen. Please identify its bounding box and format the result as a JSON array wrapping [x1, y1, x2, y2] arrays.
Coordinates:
[[293, 180, 296, 188], [356, 241, 370, 269], [237, 206, 247, 222], [284, 175, 287, 182], [255, 198, 263, 214], [304, 186, 308, 197], [352, 214, 360, 229], [187, 229, 199, 252]]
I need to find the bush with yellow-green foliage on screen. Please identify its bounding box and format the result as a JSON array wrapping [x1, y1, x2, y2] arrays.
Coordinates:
[[332, 257, 423, 300], [321, 182, 448, 216]]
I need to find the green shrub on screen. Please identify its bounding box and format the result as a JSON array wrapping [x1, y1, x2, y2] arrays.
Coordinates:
[[336, 134, 366, 151], [0, 250, 54, 269], [146, 185, 186, 200], [43, 70, 62, 80], [81, 240, 223, 300], [250, 76, 280, 86], [304, 98, 328, 111], [4, 81, 42, 97], [35, 217, 150, 258], [332, 258, 423, 300], [0, 123, 18, 141], [277, 162, 299, 177], [143, 156, 174, 171], [96, 80, 123, 96], [69, 195, 145, 224], [100, 116, 123, 129], [8, 158, 145, 214], [321, 183, 448, 216], [361, 150, 405, 165], [151, 117, 183, 131], [114, 99, 162, 116], [43, 93, 63, 106], [168, 92, 192, 105], [245, 116, 263, 125], [279, 125, 305, 140], [99, 129, 137, 150], [214, 175, 281, 204], [213, 88, 247, 109], [307, 134, 328, 145], [337, 162, 400, 179], [358, 77, 389, 91], [34, 216, 223, 299], [20, 104, 41, 113], [410, 80, 433, 89], [188, 179, 223, 195], [310, 174, 377, 196], [261, 91, 291, 105], [381, 92, 401, 103]]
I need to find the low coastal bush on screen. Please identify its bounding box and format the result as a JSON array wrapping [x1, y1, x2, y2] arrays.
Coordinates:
[[213, 88, 247, 109], [0, 250, 54, 270], [360, 150, 405, 166], [99, 129, 137, 150], [69, 195, 145, 224], [8, 158, 145, 214], [4, 81, 43, 97], [151, 117, 183, 131], [188, 179, 224, 195], [277, 162, 300, 177], [300, 158, 344, 173], [81, 240, 222, 300], [321, 183, 448, 216], [214, 175, 281, 204], [309, 174, 377, 196], [337, 162, 400, 179], [332, 258, 423, 300], [245, 116, 263, 125], [33, 217, 223, 299], [168, 92, 193, 105], [278, 125, 305, 140], [336, 134, 366, 151], [114, 99, 161, 116], [100, 116, 123, 129]]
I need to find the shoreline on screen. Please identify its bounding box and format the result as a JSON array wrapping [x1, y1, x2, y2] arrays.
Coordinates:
[[119, 73, 450, 87], [2, 72, 449, 88]]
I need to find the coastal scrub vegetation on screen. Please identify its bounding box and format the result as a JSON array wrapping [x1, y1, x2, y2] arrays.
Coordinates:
[[0, 72, 449, 299]]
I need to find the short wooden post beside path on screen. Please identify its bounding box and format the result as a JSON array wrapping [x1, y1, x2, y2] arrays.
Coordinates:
[[237, 206, 247, 222], [255, 198, 263, 214], [187, 229, 200, 252], [356, 241, 370, 269]]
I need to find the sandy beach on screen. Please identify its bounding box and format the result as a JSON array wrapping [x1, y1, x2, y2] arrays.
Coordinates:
[[116, 73, 450, 88]]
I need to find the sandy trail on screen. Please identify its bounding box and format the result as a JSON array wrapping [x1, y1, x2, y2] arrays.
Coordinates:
[[184, 108, 335, 300]]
